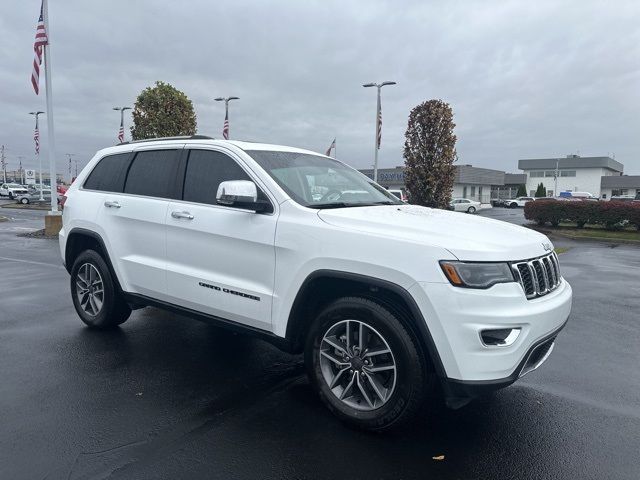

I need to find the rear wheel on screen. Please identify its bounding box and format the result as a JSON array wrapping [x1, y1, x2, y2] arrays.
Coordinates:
[[20, 198, 29, 204], [305, 297, 434, 431], [467, 206, 476, 214], [510, 202, 518, 208], [70, 250, 131, 329]]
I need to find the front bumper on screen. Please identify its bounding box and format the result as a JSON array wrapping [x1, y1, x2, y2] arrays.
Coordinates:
[[409, 277, 572, 383], [441, 320, 565, 407]]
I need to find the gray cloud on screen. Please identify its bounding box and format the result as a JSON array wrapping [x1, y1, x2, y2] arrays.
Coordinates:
[[1, 0, 638, 178]]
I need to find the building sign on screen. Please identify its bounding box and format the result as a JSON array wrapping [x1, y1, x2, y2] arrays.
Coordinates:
[[25, 169, 36, 185]]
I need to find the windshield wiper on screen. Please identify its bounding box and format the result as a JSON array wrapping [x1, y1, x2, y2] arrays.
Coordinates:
[[310, 201, 400, 209], [309, 202, 354, 209]]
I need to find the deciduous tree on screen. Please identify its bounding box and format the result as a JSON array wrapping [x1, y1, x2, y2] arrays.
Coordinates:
[[131, 81, 197, 140]]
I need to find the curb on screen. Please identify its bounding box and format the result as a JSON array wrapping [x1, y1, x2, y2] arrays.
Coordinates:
[[0, 204, 50, 211], [525, 224, 640, 246]]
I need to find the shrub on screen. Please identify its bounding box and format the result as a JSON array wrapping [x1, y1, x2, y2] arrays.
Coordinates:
[[524, 200, 640, 231]]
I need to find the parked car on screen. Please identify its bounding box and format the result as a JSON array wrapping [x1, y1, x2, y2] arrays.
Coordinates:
[[387, 189, 407, 202], [449, 198, 481, 213], [559, 191, 597, 200], [609, 195, 636, 202], [60, 136, 572, 431], [0, 183, 29, 199], [14, 189, 60, 205], [506, 197, 535, 208]]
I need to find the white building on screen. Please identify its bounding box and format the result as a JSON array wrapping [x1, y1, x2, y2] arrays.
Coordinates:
[[359, 164, 506, 204], [518, 155, 623, 198], [600, 175, 640, 200]]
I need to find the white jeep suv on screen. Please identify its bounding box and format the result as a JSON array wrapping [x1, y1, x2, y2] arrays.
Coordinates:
[[59, 136, 572, 431]]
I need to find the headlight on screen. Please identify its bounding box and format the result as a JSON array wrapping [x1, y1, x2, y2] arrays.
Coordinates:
[[439, 261, 514, 289]]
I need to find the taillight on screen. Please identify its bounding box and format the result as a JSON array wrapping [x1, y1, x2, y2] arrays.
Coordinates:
[[59, 195, 67, 208]]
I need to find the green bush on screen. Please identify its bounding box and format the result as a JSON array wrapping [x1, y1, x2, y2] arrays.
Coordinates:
[[524, 200, 640, 231]]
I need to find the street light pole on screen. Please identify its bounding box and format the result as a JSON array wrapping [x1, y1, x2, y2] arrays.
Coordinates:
[[65, 153, 76, 182], [113, 107, 132, 143], [29, 111, 45, 200], [214, 97, 239, 139], [0, 145, 6, 184], [554, 158, 560, 196], [363, 81, 396, 183]]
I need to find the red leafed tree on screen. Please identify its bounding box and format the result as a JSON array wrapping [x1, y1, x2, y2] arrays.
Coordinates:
[[403, 99, 457, 208]]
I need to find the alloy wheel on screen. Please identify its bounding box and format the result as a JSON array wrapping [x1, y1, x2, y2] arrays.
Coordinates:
[[319, 319, 397, 411], [75, 263, 104, 316]]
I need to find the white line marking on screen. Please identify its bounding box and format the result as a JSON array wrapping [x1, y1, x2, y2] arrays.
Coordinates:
[[0, 256, 64, 269]]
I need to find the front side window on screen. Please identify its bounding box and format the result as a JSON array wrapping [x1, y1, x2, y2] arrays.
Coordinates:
[[247, 151, 401, 208], [84, 153, 131, 192], [124, 150, 179, 199], [183, 149, 251, 205]]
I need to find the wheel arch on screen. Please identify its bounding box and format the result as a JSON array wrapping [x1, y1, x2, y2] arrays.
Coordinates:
[[65, 228, 124, 294], [285, 269, 446, 377]]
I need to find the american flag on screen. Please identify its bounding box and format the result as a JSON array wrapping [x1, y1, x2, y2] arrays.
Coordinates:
[[31, 1, 48, 95], [118, 118, 125, 143], [325, 138, 336, 156], [222, 109, 230, 140], [376, 106, 382, 149], [34, 118, 40, 154]]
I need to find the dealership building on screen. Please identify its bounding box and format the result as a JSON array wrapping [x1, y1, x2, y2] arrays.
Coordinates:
[[359, 165, 519, 204], [359, 155, 633, 202], [518, 155, 625, 198]]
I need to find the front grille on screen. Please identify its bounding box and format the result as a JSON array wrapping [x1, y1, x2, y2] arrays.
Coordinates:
[[512, 252, 561, 299]]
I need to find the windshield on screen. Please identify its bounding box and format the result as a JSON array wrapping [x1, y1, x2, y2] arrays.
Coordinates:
[[247, 150, 401, 208]]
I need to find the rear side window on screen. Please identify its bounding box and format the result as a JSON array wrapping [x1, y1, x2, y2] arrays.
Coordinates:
[[182, 150, 252, 205], [83, 153, 131, 192], [124, 150, 179, 199]]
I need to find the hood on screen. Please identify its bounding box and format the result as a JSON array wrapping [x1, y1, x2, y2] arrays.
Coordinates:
[[317, 204, 552, 262]]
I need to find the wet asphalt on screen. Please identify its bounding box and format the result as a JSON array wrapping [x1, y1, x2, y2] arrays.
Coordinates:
[[0, 205, 639, 480]]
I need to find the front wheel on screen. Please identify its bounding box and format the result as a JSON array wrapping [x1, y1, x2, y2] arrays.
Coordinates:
[[305, 297, 434, 431], [510, 202, 518, 208], [70, 249, 131, 329], [20, 198, 29, 204], [467, 206, 476, 214]]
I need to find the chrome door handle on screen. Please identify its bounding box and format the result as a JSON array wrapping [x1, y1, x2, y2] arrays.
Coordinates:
[[104, 201, 121, 208], [171, 211, 194, 220]]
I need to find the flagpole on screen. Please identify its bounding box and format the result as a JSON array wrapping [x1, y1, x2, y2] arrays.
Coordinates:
[[334, 138, 336, 159], [42, 0, 58, 213]]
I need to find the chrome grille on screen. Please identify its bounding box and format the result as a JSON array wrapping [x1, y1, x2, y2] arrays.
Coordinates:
[[512, 252, 561, 299]]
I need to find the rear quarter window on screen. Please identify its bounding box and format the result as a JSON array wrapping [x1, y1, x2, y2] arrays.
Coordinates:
[[83, 153, 132, 192]]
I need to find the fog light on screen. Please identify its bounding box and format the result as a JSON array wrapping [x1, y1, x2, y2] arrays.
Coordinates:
[[481, 328, 521, 347]]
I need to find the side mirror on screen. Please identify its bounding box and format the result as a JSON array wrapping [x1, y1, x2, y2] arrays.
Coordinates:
[[216, 180, 269, 212]]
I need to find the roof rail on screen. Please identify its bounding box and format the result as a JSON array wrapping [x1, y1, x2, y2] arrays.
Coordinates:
[[118, 135, 215, 145]]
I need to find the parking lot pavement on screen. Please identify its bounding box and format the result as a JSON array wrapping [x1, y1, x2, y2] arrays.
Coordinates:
[[478, 205, 527, 225], [1, 208, 639, 480]]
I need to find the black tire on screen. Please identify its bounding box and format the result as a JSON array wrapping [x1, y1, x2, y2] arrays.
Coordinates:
[[305, 296, 434, 431], [467, 206, 476, 214], [8, 193, 13, 199], [510, 202, 517, 208], [20, 198, 29, 204], [70, 249, 131, 329]]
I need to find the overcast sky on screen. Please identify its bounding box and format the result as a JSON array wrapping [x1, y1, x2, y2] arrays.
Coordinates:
[[2, 0, 639, 177]]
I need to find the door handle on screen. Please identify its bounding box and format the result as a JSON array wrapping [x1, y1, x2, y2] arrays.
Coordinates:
[[104, 200, 121, 208], [171, 210, 194, 220]]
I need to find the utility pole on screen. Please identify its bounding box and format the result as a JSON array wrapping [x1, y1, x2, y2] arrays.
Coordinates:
[[362, 81, 396, 183], [17, 156, 26, 184], [1, 145, 6, 184], [554, 158, 560, 196]]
